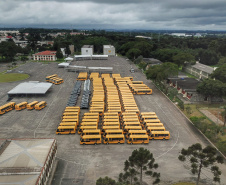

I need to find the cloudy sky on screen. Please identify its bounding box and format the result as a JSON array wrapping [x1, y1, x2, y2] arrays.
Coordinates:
[[1, 0, 226, 30]]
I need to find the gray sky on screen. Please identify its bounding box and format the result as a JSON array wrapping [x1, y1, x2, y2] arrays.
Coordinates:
[[1, 0, 226, 30]]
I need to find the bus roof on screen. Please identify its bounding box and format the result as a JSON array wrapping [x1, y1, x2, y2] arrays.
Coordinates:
[[129, 135, 149, 138], [106, 134, 124, 138], [82, 129, 101, 133], [128, 130, 147, 133], [57, 126, 76, 129], [82, 135, 101, 139], [150, 131, 170, 134]]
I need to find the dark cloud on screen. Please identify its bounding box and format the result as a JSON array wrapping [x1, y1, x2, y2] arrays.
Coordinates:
[[0, 0, 226, 30]]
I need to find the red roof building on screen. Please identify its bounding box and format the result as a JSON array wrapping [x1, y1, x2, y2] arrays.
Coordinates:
[[33, 50, 57, 61]]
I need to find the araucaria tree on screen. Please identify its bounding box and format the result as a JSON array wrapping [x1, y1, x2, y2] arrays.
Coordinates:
[[178, 143, 224, 185], [119, 147, 160, 185]]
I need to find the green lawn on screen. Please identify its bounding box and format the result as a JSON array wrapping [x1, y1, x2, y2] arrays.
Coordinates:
[[0, 73, 29, 83]]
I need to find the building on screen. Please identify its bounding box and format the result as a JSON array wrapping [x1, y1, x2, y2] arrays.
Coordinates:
[[81, 45, 93, 55], [183, 62, 215, 79], [0, 138, 57, 185], [167, 77, 223, 102], [142, 58, 162, 70], [33, 50, 57, 61], [103, 45, 115, 56], [69, 45, 74, 54]]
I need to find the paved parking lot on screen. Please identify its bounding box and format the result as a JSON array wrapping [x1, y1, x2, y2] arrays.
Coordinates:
[[0, 58, 225, 185]]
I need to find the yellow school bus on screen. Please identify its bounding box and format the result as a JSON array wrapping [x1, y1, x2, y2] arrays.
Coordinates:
[[123, 126, 142, 134], [80, 129, 101, 136], [127, 135, 149, 144], [27, 101, 39, 110], [59, 122, 77, 127], [80, 122, 98, 127], [149, 131, 170, 140], [101, 125, 120, 134], [80, 135, 102, 145], [123, 122, 141, 127], [146, 126, 165, 134], [35, 101, 47, 110], [102, 122, 120, 126], [103, 134, 125, 144], [103, 129, 124, 137], [56, 125, 76, 134], [78, 126, 98, 134], [15, 102, 28, 111], [0, 102, 15, 115], [126, 130, 147, 139], [46, 74, 58, 82]]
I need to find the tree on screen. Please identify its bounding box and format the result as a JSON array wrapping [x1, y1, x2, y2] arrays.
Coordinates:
[[196, 79, 226, 102], [56, 48, 63, 59], [96, 176, 117, 185], [186, 106, 192, 115], [0, 41, 18, 62], [120, 147, 160, 185], [218, 57, 226, 66], [172, 52, 195, 66], [126, 48, 141, 60], [178, 143, 224, 185], [65, 45, 71, 55], [199, 49, 219, 65], [211, 64, 226, 83]]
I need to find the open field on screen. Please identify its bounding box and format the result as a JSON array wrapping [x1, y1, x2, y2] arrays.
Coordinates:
[[0, 73, 30, 83], [0, 57, 225, 185]]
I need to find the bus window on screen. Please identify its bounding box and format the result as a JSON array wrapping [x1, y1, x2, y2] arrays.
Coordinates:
[[126, 130, 147, 139], [27, 101, 39, 110], [35, 101, 47, 110], [81, 129, 101, 137]]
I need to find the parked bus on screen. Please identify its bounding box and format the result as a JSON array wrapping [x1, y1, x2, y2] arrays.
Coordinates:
[[146, 127, 165, 133], [103, 129, 124, 137], [35, 101, 47, 110], [80, 122, 98, 127], [78, 126, 98, 134], [15, 102, 28, 111], [126, 130, 147, 139], [127, 135, 149, 144], [0, 102, 15, 115], [80, 129, 101, 136], [80, 135, 102, 145], [146, 123, 164, 129], [149, 131, 170, 140], [103, 134, 125, 144], [123, 126, 142, 134], [27, 101, 39, 110], [102, 125, 120, 134], [46, 74, 57, 82], [56, 125, 76, 134], [59, 122, 77, 127], [83, 112, 99, 116], [143, 119, 160, 124], [123, 122, 141, 127]]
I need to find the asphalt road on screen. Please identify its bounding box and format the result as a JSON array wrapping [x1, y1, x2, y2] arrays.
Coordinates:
[[0, 58, 225, 185]]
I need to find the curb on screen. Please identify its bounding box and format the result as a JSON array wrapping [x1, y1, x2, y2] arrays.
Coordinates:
[[152, 81, 226, 160]]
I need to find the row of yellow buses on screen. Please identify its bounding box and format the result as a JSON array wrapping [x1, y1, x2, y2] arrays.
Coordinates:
[[128, 83, 152, 95], [103, 76, 122, 115], [0, 102, 15, 115], [77, 72, 88, 81], [89, 77, 105, 116], [0, 101, 46, 114], [78, 112, 99, 134], [56, 106, 80, 135], [46, 74, 64, 85]]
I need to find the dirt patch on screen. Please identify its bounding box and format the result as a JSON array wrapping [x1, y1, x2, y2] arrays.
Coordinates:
[[208, 108, 224, 122]]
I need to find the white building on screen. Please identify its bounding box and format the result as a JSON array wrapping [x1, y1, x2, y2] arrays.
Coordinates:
[[33, 50, 57, 61], [103, 45, 115, 56], [81, 45, 93, 55]]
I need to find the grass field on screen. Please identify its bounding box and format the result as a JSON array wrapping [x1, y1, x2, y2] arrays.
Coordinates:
[[0, 73, 29, 83]]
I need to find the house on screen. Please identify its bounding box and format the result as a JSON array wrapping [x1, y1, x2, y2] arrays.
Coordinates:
[[143, 58, 162, 70], [103, 45, 115, 56], [81, 45, 93, 55], [183, 62, 215, 79], [167, 77, 223, 102], [33, 50, 57, 61]]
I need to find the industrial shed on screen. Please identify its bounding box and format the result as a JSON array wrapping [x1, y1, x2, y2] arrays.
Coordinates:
[[0, 138, 57, 185], [8, 81, 52, 98], [103, 45, 115, 56], [81, 45, 93, 55]]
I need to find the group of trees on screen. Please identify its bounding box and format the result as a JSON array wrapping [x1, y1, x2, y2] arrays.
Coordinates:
[[96, 145, 223, 185]]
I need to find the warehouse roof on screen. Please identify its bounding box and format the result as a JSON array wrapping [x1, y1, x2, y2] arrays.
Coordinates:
[[8, 81, 52, 95], [104, 45, 115, 49], [0, 138, 56, 185], [190, 62, 215, 74], [82, 45, 93, 48], [169, 78, 200, 91]]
